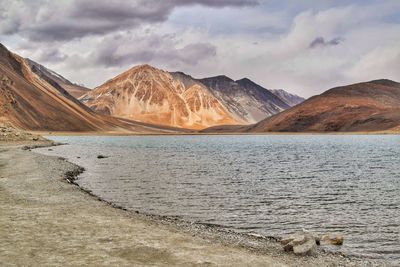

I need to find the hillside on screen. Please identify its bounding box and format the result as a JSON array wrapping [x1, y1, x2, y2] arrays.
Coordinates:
[[199, 76, 303, 123], [81, 65, 242, 129], [0, 43, 180, 133], [26, 59, 90, 98], [247, 80, 400, 132]]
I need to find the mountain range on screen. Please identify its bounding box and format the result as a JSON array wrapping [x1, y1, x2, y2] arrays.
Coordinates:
[[204, 79, 400, 133], [81, 65, 303, 129], [80, 65, 241, 130], [1, 42, 398, 133], [198, 76, 293, 123], [0, 43, 182, 133]]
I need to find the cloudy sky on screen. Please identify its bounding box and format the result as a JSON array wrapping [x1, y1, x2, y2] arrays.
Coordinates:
[[1, 0, 400, 97]]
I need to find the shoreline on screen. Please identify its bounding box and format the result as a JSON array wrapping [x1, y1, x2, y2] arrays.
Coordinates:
[[46, 143, 350, 257], [28, 130, 400, 137], [0, 141, 391, 266]]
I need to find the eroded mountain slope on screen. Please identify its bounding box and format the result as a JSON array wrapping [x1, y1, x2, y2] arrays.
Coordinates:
[[248, 80, 400, 132], [81, 65, 242, 129], [0, 43, 179, 133]]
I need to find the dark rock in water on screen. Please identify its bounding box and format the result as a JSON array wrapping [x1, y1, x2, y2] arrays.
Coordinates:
[[97, 155, 108, 159]]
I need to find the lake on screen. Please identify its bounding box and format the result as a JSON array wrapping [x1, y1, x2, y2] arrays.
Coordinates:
[[36, 135, 400, 263]]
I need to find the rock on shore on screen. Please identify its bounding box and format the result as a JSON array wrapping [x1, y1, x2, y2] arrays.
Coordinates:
[[0, 123, 45, 142]]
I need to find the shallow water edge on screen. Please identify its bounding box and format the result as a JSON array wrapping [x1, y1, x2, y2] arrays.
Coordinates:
[[28, 141, 391, 266]]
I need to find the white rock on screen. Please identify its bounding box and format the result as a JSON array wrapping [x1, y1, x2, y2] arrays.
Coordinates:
[[293, 237, 317, 255]]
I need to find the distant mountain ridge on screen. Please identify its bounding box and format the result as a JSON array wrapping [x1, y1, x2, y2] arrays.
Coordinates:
[[203, 79, 400, 133], [81, 65, 304, 129], [270, 89, 304, 107], [174, 72, 304, 123], [1, 42, 305, 131], [171, 73, 304, 123], [26, 59, 90, 98]]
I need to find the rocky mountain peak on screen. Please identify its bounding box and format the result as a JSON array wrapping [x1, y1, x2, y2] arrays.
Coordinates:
[[81, 64, 241, 129], [235, 77, 253, 84], [204, 75, 234, 83], [125, 64, 164, 76]]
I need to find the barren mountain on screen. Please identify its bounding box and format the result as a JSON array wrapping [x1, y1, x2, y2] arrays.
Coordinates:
[[247, 80, 400, 132], [26, 59, 90, 98], [199, 76, 301, 123], [81, 65, 242, 129], [0, 43, 179, 133], [270, 89, 304, 107]]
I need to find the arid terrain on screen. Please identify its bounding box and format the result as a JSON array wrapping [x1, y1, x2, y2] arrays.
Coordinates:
[[81, 65, 303, 130], [204, 80, 400, 133], [1, 41, 399, 134], [26, 58, 91, 98], [0, 122, 45, 142], [81, 65, 241, 130], [199, 76, 293, 122], [0, 43, 183, 134]]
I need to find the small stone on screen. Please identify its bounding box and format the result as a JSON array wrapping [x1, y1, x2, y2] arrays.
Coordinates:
[[290, 235, 307, 246], [248, 233, 264, 238], [280, 237, 294, 246], [97, 155, 108, 159], [321, 235, 344, 246], [293, 238, 317, 255], [281, 230, 319, 255], [280, 231, 307, 246], [283, 242, 293, 252]]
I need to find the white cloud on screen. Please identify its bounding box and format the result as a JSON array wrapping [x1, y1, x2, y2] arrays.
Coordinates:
[[348, 41, 400, 82]]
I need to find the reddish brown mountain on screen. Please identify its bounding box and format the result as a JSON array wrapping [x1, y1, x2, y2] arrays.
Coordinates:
[[203, 80, 400, 133], [249, 80, 400, 132], [0, 43, 180, 133], [81, 65, 242, 129]]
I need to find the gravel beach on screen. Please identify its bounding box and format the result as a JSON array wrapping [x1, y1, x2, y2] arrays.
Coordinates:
[[0, 141, 390, 266]]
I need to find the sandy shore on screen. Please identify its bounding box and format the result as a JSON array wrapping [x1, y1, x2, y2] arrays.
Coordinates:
[[0, 142, 389, 266]]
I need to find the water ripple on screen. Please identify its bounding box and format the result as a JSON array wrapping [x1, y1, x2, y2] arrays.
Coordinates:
[[36, 135, 400, 264]]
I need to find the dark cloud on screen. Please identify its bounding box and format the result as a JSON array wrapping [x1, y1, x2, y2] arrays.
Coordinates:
[[89, 33, 217, 68], [309, 36, 343, 49], [171, 0, 259, 7], [1, 0, 258, 42], [36, 48, 68, 63]]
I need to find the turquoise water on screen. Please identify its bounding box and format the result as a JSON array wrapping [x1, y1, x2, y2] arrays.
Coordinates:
[[36, 135, 400, 262]]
